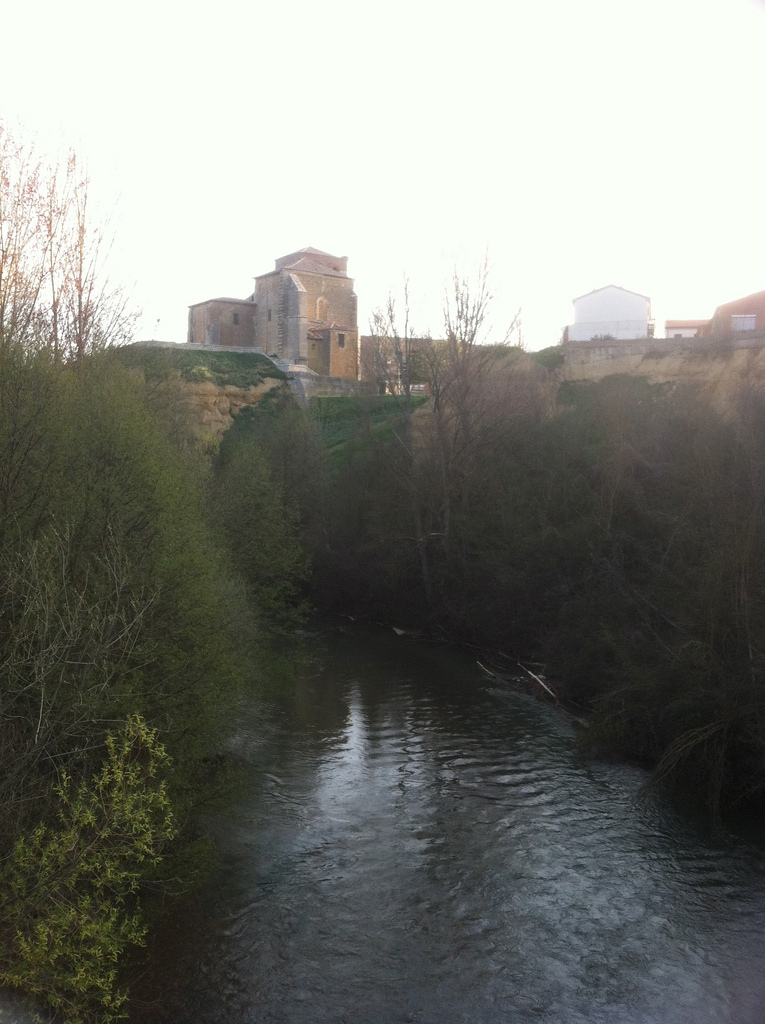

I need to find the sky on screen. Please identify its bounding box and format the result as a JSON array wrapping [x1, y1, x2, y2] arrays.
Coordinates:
[[3, 0, 764, 350]]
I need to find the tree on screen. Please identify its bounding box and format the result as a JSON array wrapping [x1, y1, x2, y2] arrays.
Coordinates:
[[364, 284, 436, 600], [0, 124, 45, 349], [0, 715, 177, 1024], [0, 121, 136, 359], [367, 281, 425, 400], [0, 526, 157, 841], [331, 264, 530, 619], [212, 421, 311, 636], [414, 262, 523, 600]]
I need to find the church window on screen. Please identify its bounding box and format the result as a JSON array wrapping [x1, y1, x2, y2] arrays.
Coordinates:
[[338, 333, 345, 348], [233, 313, 239, 325], [268, 309, 272, 322], [317, 296, 328, 321]]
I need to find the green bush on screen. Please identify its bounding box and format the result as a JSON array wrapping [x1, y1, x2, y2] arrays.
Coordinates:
[[0, 347, 254, 1017], [0, 716, 176, 1023]]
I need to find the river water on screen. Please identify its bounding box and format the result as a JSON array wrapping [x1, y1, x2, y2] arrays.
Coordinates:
[[128, 620, 765, 1024]]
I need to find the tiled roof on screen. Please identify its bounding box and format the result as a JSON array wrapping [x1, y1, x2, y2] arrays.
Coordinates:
[[188, 297, 256, 308], [281, 256, 348, 278], [298, 246, 334, 257], [713, 289, 765, 315], [309, 323, 356, 336], [665, 319, 710, 328], [256, 258, 349, 280]]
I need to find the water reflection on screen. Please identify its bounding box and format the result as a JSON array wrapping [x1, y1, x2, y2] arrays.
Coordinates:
[[129, 621, 765, 1024]]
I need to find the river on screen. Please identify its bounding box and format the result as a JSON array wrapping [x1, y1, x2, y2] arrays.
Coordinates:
[[128, 620, 765, 1024]]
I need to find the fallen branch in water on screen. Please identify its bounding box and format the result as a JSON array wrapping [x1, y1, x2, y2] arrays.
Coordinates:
[[477, 658, 558, 699], [515, 662, 558, 702], [477, 660, 500, 680], [478, 660, 590, 728]]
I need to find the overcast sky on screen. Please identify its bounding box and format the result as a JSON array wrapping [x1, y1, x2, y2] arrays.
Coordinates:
[[3, 0, 764, 350]]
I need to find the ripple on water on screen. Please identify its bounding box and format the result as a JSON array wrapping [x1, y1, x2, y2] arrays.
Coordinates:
[[128, 625, 765, 1024]]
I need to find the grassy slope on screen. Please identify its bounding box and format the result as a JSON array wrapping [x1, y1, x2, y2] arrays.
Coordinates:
[[116, 345, 287, 389], [310, 395, 428, 465]]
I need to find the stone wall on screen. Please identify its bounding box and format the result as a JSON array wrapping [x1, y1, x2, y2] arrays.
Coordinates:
[[281, 272, 307, 362], [288, 370, 373, 406], [254, 275, 282, 355], [307, 327, 359, 378], [564, 332, 765, 368], [328, 327, 358, 379], [301, 272, 357, 331], [188, 299, 257, 348], [252, 269, 358, 369]]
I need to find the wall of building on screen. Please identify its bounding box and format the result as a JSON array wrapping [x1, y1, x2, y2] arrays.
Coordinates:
[[288, 370, 372, 406], [253, 275, 282, 355], [305, 328, 358, 378], [565, 337, 665, 365], [569, 287, 650, 342], [188, 300, 257, 347], [328, 328, 359, 379], [665, 323, 707, 339], [281, 272, 308, 362], [252, 269, 357, 366], [704, 291, 765, 336], [299, 272, 357, 333], [307, 333, 330, 375]]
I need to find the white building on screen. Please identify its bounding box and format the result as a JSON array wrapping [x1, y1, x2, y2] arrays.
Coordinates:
[[567, 285, 652, 342], [664, 319, 709, 339]]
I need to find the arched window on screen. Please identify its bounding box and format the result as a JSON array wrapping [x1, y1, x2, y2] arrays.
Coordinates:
[[317, 296, 328, 322]]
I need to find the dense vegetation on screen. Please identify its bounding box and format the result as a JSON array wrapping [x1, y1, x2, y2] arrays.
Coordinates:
[[0, 126, 306, 1023], [0, 346, 309, 1022], [236, 337, 765, 822]]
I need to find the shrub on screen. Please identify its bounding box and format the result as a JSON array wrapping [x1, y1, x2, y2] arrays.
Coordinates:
[[0, 716, 177, 1023]]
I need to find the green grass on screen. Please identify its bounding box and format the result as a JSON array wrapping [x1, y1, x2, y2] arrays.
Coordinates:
[[116, 345, 287, 389], [310, 395, 428, 464]]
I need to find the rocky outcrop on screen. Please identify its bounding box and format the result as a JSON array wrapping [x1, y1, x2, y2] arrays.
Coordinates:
[[178, 378, 283, 439], [561, 344, 765, 413]]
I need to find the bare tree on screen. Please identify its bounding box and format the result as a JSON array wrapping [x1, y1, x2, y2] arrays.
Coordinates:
[[368, 280, 422, 400], [364, 283, 436, 597], [60, 163, 137, 360], [364, 263, 528, 606], [416, 259, 522, 548], [0, 122, 137, 359], [0, 526, 157, 841], [0, 125, 46, 350]]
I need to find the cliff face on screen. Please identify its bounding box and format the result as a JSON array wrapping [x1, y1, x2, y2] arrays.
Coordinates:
[[561, 346, 765, 411], [178, 378, 283, 439]]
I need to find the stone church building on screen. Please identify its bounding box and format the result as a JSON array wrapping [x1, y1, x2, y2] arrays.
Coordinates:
[[187, 247, 359, 380]]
